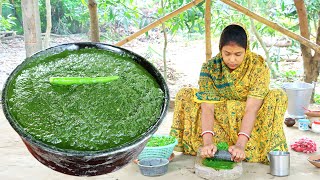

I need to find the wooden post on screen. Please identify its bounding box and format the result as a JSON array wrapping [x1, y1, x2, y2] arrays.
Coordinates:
[[88, 0, 100, 42], [205, 0, 212, 62], [115, 0, 204, 46], [21, 0, 42, 57], [220, 0, 320, 54]]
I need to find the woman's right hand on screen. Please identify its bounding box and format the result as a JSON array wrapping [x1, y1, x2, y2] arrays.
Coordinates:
[[200, 143, 217, 158]]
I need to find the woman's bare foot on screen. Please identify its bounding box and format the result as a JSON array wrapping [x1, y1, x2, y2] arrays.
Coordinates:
[[168, 153, 175, 161], [133, 159, 139, 164]]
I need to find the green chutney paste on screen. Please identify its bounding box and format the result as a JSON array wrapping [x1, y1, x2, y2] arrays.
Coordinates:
[[6, 48, 164, 151], [202, 142, 236, 170]]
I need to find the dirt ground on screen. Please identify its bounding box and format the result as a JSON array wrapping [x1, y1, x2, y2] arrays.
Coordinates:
[[1, 35, 320, 179], [0, 108, 320, 179]]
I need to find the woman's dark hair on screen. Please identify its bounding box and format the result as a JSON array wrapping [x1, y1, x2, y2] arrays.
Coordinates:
[[219, 25, 247, 51]]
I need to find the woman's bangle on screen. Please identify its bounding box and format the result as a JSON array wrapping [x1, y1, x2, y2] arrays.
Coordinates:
[[238, 132, 250, 140], [201, 130, 215, 137]]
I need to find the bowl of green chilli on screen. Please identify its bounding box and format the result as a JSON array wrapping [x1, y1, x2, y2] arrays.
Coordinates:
[[1, 43, 169, 176]]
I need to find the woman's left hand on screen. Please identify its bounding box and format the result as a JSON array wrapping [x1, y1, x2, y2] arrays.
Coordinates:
[[228, 144, 246, 162]]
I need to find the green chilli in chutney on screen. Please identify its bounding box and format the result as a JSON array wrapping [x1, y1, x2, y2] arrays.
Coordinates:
[[5, 48, 164, 151]]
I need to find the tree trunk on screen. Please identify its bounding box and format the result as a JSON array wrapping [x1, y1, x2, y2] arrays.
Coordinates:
[[314, 14, 320, 62], [313, 16, 320, 80], [21, 0, 42, 57], [161, 0, 167, 81], [44, 0, 52, 49], [88, 0, 99, 42], [294, 0, 319, 83]]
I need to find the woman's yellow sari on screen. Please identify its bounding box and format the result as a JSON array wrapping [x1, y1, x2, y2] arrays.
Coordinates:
[[170, 24, 288, 164]]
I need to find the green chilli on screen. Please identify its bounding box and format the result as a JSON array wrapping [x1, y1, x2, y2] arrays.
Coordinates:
[[49, 76, 119, 85], [146, 136, 176, 147]]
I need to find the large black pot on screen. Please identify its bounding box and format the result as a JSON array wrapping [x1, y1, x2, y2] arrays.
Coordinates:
[[1, 43, 169, 176]]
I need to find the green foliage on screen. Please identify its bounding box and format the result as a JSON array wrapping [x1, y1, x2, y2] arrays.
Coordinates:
[[0, 14, 16, 31], [266, 0, 320, 35], [1, 1, 23, 34], [279, 0, 320, 22], [1, 0, 318, 39], [269, 47, 281, 71], [314, 94, 320, 105], [98, 0, 141, 38], [211, 1, 249, 36], [281, 70, 298, 82], [2, 0, 89, 34], [97, 0, 206, 38], [165, 0, 205, 34], [39, 0, 89, 34], [307, 0, 320, 25]]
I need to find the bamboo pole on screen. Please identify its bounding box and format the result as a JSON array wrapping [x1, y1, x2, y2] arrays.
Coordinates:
[[205, 0, 212, 62], [220, 0, 320, 54], [115, 0, 204, 46]]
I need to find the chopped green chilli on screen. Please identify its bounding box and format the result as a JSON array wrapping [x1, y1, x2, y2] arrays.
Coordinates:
[[146, 136, 176, 147]]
